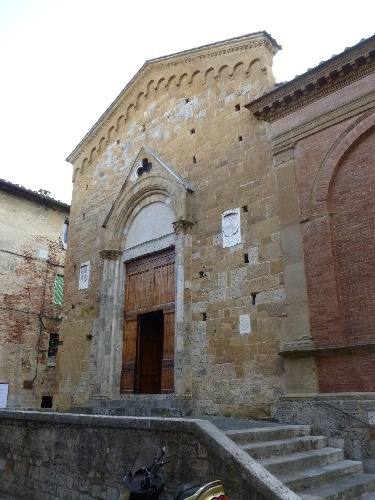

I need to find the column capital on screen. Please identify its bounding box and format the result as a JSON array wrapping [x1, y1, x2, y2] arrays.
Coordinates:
[[172, 219, 194, 235], [100, 249, 122, 260]]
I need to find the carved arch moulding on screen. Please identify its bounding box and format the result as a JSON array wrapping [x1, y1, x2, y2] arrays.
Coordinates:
[[102, 146, 194, 251], [312, 109, 375, 215]]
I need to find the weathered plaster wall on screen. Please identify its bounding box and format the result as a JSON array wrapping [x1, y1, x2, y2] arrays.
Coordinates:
[[0, 188, 69, 408], [56, 34, 287, 418]]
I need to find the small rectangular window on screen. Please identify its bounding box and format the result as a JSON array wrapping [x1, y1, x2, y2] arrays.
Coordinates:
[[41, 396, 53, 408], [48, 333, 59, 357], [79, 261, 90, 290], [53, 275, 64, 305], [61, 218, 69, 250]]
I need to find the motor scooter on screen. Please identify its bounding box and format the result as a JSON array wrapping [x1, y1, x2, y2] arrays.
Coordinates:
[[122, 445, 228, 500]]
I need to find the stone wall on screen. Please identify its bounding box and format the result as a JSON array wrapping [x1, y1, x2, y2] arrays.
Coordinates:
[[0, 411, 296, 500], [0, 185, 69, 409], [277, 396, 375, 473]]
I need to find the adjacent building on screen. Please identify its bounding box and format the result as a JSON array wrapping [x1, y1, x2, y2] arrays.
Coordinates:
[[0, 180, 70, 408]]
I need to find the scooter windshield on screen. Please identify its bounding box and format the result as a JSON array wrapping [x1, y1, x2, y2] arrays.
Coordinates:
[[130, 447, 156, 475]]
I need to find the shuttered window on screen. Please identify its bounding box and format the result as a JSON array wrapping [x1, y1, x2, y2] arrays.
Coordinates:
[[53, 274, 64, 305]]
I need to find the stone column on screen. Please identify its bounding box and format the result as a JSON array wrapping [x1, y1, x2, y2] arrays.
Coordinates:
[[172, 220, 194, 398], [93, 249, 124, 398]]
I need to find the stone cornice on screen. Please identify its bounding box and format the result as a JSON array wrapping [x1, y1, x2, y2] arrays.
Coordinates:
[[279, 342, 375, 358], [271, 92, 375, 156], [247, 33, 375, 122], [66, 32, 280, 165]]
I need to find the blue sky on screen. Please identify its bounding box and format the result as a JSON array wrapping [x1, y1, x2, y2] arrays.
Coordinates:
[[0, 0, 374, 204]]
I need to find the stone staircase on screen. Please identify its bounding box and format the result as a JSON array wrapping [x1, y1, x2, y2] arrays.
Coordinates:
[[224, 424, 375, 499]]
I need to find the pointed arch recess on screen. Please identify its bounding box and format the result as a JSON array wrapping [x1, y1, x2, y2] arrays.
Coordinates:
[[312, 110, 375, 214]]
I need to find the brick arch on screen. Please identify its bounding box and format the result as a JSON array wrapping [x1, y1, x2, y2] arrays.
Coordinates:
[[328, 125, 375, 344], [312, 110, 375, 214]]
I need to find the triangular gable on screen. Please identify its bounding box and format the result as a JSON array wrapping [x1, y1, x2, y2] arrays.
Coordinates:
[[102, 146, 193, 228]]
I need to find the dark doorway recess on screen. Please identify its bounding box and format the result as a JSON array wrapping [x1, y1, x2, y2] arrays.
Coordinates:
[[136, 310, 164, 394]]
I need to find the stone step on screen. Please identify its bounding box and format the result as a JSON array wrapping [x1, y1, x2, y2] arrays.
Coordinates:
[[259, 447, 345, 475], [225, 424, 311, 444], [298, 473, 375, 500], [361, 492, 375, 499], [242, 435, 327, 459], [278, 460, 363, 491], [70, 395, 188, 417]]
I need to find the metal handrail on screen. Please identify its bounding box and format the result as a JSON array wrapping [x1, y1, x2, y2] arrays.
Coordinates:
[[314, 397, 375, 429]]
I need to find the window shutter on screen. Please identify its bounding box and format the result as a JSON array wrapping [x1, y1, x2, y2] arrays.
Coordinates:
[[53, 275, 64, 305]]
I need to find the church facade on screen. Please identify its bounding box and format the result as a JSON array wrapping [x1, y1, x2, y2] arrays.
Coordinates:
[[56, 32, 285, 417], [56, 31, 375, 464]]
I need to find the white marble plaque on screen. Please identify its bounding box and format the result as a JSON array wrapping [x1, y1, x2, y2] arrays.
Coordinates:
[[239, 314, 251, 335], [79, 261, 90, 290], [0, 384, 8, 408], [222, 208, 241, 248]]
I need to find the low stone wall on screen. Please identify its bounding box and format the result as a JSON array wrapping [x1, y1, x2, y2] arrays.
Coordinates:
[[0, 411, 298, 500], [277, 396, 375, 473]]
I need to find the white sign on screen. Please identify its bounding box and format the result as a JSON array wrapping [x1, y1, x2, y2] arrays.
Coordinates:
[[239, 315, 251, 335], [222, 208, 241, 248], [79, 261, 90, 290], [0, 384, 9, 408]]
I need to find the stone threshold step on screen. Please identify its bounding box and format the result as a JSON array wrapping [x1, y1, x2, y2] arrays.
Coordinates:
[[225, 424, 311, 444], [259, 447, 344, 474], [298, 473, 375, 500], [278, 460, 363, 491], [242, 435, 327, 459]]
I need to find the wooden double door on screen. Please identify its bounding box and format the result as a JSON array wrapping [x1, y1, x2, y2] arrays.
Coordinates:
[[121, 248, 175, 394]]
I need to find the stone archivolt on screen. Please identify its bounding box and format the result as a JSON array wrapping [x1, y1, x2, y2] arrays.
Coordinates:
[[67, 32, 279, 169], [102, 146, 193, 250]]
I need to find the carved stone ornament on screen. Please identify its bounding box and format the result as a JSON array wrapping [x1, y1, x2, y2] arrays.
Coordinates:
[[99, 249, 122, 260], [172, 220, 194, 235], [222, 208, 241, 248]]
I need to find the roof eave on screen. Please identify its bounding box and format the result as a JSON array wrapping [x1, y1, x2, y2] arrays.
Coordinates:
[[246, 32, 375, 122]]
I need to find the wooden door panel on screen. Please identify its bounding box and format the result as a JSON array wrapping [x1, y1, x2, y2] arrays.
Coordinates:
[[121, 318, 138, 393], [153, 262, 175, 307], [161, 310, 174, 393], [126, 269, 151, 311]]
